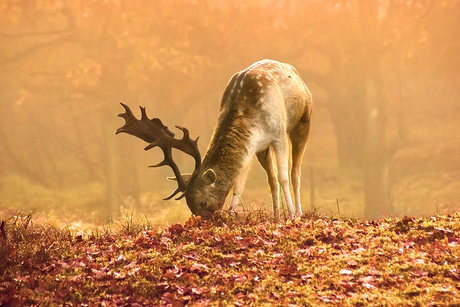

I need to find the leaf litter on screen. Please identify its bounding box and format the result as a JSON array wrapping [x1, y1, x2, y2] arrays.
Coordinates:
[[1, 212, 460, 306]]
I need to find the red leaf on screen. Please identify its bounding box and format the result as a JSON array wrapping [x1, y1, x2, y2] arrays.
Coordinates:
[[347, 260, 358, 267], [318, 294, 341, 303], [190, 263, 210, 274], [185, 215, 202, 228], [278, 263, 297, 276], [410, 269, 427, 277], [165, 265, 181, 279], [362, 282, 376, 289], [368, 266, 381, 276], [358, 275, 375, 283], [191, 287, 205, 295], [339, 269, 352, 275], [448, 268, 460, 280], [338, 280, 355, 290], [169, 223, 184, 235], [115, 254, 124, 263], [113, 271, 126, 279], [234, 275, 247, 284]]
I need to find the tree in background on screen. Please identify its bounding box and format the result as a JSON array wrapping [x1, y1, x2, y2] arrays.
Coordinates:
[[292, 0, 459, 218]]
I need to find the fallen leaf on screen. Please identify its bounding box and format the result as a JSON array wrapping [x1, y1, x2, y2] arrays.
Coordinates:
[[410, 269, 427, 277], [190, 263, 210, 274], [113, 271, 126, 279]]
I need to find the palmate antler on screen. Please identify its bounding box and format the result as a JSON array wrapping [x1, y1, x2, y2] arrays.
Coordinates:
[[116, 103, 201, 200]]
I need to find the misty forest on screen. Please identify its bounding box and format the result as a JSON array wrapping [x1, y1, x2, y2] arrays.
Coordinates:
[[1, 1, 460, 306], [1, 0, 458, 223]]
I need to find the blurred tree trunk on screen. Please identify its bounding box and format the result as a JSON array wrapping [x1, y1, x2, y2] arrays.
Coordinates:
[[327, 72, 394, 218], [327, 73, 367, 169], [104, 116, 122, 217], [101, 108, 141, 218], [319, 0, 415, 218], [99, 56, 142, 216], [362, 74, 393, 218]]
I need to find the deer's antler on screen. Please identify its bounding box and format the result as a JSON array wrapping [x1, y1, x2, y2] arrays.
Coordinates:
[[116, 103, 201, 200], [116, 102, 175, 142]]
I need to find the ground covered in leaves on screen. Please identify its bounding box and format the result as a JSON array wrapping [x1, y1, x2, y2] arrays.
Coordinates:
[[1, 212, 460, 306]]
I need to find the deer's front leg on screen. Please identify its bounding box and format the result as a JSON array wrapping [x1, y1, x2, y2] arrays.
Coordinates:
[[256, 148, 280, 221], [273, 138, 296, 219], [229, 164, 250, 214]]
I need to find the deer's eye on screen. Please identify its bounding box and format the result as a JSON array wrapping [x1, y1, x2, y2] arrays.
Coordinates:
[[200, 201, 207, 208]]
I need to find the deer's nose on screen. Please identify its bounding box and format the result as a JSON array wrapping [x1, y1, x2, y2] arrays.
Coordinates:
[[200, 201, 207, 208]]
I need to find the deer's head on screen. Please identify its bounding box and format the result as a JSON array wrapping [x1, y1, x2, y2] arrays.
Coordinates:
[[184, 167, 231, 216], [116, 103, 224, 217]]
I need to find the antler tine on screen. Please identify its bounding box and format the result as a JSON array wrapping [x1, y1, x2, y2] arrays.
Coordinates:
[[164, 187, 186, 201], [140, 106, 148, 120], [175, 125, 190, 139], [148, 146, 188, 200], [118, 102, 133, 119], [116, 103, 135, 134]]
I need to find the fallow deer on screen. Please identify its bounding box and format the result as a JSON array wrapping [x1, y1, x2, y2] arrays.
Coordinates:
[[116, 59, 312, 220]]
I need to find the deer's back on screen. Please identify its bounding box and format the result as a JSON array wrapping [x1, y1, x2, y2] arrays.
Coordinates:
[[219, 59, 311, 134]]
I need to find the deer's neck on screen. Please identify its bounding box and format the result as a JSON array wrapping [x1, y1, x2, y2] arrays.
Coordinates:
[[202, 119, 253, 184]]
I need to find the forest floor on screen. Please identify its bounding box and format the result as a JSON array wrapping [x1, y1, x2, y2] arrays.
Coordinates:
[[1, 211, 460, 306]]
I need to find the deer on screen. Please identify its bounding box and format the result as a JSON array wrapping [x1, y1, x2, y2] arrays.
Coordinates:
[[116, 59, 312, 220]]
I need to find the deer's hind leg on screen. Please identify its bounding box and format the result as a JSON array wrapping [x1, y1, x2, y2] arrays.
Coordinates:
[[256, 148, 280, 220], [289, 115, 311, 216]]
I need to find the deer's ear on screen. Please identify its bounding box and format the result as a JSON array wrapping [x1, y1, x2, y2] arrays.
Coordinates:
[[167, 173, 192, 182], [202, 169, 217, 185]]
